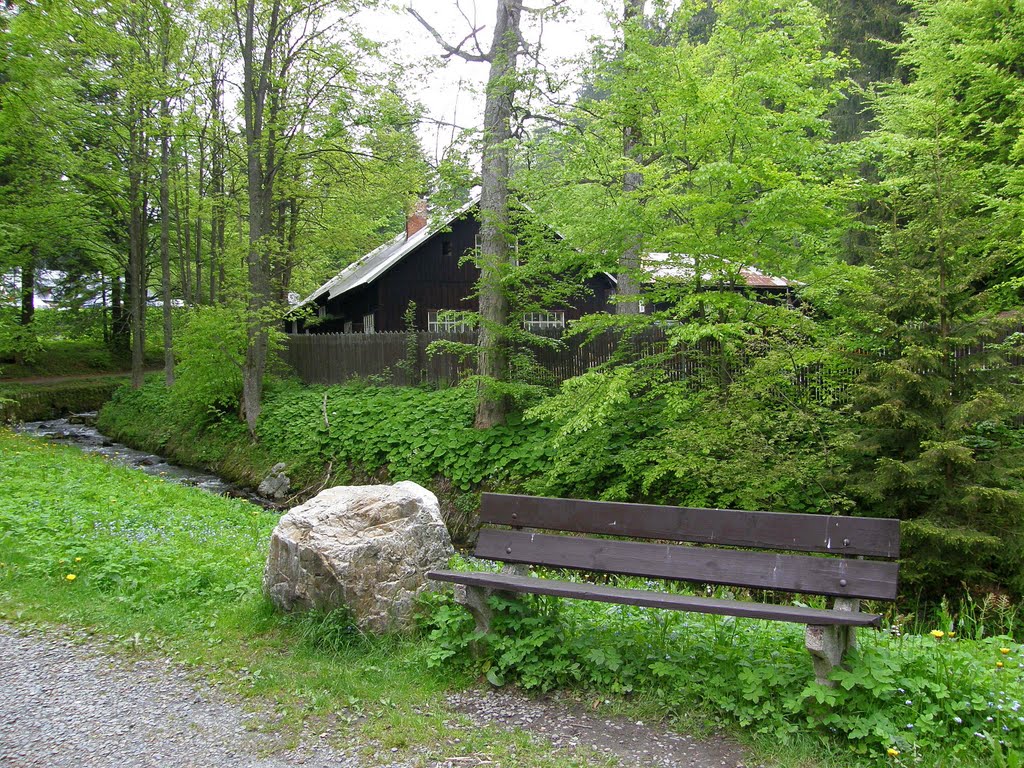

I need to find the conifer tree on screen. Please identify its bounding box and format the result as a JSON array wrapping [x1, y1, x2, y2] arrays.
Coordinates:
[[849, 0, 1024, 598]]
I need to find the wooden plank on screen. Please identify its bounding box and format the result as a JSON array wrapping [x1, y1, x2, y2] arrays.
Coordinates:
[[428, 570, 883, 627], [481, 493, 900, 558], [474, 529, 899, 601]]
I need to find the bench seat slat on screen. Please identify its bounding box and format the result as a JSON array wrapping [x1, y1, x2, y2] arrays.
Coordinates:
[[428, 570, 882, 627], [475, 529, 899, 601], [482, 494, 900, 558]]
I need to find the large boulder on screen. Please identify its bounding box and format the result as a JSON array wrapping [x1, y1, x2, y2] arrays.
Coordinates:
[[262, 481, 454, 633]]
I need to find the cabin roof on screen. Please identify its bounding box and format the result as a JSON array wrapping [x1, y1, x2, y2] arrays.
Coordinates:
[[644, 252, 796, 289], [296, 194, 480, 308], [296, 201, 795, 311]]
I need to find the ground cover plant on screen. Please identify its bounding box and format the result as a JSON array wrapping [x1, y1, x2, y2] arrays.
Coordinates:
[[422, 559, 1024, 767], [97, 371, 1024, 601]]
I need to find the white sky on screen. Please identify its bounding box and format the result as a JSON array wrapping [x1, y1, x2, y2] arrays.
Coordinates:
[[356, 2, 616, 166]]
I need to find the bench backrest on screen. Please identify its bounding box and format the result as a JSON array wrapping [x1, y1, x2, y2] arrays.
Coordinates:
[[475, 494, 900, 602]]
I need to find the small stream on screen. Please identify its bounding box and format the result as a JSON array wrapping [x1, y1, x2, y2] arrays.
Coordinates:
[[15, 415, 278, 508]]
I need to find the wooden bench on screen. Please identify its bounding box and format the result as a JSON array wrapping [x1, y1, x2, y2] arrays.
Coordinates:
[[428, 493, 900, 685]]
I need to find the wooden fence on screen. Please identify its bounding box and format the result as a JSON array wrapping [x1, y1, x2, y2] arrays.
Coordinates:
[[279, 325, 1022, 393], [280, 330, 649, 387], [279, 328, 839, 392]]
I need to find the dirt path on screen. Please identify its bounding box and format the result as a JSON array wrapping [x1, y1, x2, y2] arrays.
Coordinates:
[[0, 623, 756, 768], [0, 371, 136, 386]]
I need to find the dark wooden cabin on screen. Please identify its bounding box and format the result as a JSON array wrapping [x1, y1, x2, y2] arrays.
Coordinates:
[[291, 196, 616, 334]]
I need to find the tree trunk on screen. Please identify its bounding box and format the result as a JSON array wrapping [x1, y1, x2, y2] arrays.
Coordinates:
[[19, 259, 34, 327], [474, 0, 522, 429], [179, 150, 192, 305], [238, 0, 282, 435], [210, 64, 225, 306], [616, 0, 645, 316], [110, 273, 130, 359], [195, 131, 205, 304], [128, 110, 148, 390], [159, 18, 174, 387]]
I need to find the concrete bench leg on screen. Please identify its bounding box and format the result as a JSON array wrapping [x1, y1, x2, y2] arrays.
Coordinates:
[[805, 597, 860, 686], [453, 563, 529, 634], [454, 584, 493, 633]]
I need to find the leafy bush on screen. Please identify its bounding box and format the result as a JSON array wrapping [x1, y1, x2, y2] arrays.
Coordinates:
[[171, 304, 250, 421], [525, 352, 855, 514]]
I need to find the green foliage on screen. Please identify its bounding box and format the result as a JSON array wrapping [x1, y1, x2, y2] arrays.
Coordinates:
[[526, 345, 855, 514], [421, 577, 1024, 766], [254, 380, 555, 492], [844, 0, 1024, 599], [523, 0, 851, 302], [171, 304, 250, 421]]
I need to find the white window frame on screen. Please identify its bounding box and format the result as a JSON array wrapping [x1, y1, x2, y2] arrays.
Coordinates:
[[523, 310, 565, 332], [475, 233, 520, 266], [427, 310, 475, 333], [363, 312, 375, 334]]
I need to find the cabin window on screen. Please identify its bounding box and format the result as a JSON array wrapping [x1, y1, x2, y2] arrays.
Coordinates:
[[318, 304, 327, 319], [363, 313, 375, 334], [474, 233, 519, 266], [427, 310, 475, 333], [344, 320, 353, 333], [441, 236, 452, 256], [523, 310, 565, 331]]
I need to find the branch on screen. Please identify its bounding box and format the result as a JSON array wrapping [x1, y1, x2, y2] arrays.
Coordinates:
[[407, 6, 490, 62]]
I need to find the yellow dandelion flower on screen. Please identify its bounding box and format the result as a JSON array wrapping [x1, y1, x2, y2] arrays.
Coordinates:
[[74, 557, 82, 563], [947, 632, 955, 638], [997, 661, 1005, 668], [930, 629, 945, 638], [1001, 648, 1011, 654], [887, 747, 900, 758], [65, 574, 76, 582]]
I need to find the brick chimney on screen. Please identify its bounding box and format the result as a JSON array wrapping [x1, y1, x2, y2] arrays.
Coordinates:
[[406, 198, 428, 240]]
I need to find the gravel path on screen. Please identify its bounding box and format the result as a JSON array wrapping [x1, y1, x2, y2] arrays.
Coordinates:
[[0, 623, 755, 768]]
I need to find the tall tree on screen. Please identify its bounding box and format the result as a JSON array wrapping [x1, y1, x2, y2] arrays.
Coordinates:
[[0, 0, 115, 361], [526, 0, 848, 376], [616, 0, 645, 316], [231, 0, 389, 434], [411, 0, 567, 428], [848, 0, 1024, 598]]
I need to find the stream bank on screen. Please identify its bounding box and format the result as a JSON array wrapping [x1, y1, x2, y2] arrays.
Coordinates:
[[16, 415, 279, 508], [0, 377, 128, 422]]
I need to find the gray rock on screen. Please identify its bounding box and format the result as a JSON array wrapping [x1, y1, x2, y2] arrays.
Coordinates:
[[262, 481, 454, 633], [258, 464, 290, 500]]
